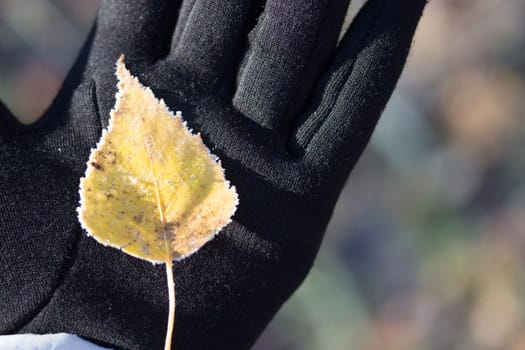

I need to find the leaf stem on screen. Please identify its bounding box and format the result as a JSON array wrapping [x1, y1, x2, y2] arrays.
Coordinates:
[[164, 259, 176, 350]]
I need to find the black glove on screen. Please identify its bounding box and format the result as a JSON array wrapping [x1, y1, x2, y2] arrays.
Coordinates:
[[0, 0, 426, 349]]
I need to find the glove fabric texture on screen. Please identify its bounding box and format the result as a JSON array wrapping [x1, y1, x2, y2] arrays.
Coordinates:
[[0, 0, 426, 349]]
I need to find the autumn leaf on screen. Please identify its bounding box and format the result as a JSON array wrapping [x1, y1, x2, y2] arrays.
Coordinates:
[[77, 55, 238, 350]]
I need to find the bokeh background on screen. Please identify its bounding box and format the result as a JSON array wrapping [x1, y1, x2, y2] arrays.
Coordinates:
[[1, 1, 524, 349]]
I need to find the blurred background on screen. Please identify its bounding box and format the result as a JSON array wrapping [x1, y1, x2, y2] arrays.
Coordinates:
[[1, 0, 524, 349]]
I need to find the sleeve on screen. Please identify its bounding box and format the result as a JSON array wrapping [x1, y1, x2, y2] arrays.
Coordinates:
[[0, 333, 112, 350]]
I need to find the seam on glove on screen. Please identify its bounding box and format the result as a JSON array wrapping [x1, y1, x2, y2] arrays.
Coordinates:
[[90, 78, 103, 133]]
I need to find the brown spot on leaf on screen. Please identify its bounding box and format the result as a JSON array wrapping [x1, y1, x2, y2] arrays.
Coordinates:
[[133, 213, 144, 223], [91, 162, 104, 171], [163, 223, 177, 240]]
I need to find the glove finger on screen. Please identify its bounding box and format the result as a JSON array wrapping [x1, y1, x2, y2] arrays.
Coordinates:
[[168, 0, 253, 85], [233, 0, 330, 131], [291, 0, 426, 172], [91, 0, 181, 67], [286, 0, 350, 125]]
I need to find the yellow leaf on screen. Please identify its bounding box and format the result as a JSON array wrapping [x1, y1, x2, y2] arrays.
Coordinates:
[[77, 55, 238, 264]]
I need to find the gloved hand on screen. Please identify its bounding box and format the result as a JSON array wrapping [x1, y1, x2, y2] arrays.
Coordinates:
[[0, 0, 426, 349]]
